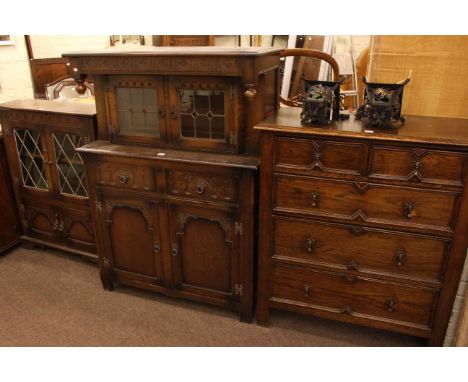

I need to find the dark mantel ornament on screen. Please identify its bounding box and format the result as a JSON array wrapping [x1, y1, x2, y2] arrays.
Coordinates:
[[300, 75, 347, 125], [356, 76, 411, 128]]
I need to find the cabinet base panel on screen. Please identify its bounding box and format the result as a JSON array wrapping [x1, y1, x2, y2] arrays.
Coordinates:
[[0, 239, 21, 254], [20, 236, 98, 262], [110, 275, 252, 322]]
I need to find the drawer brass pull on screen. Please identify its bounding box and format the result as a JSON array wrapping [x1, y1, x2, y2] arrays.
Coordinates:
[[119, 174, 129, 184], [305, 237, 316, 253], [404, 202, 415, 219], [310, 191, 319, 207], [153, 242, 161, 254], [395, 250, 406, 267], [304, 283, 311, 298], [385, 299, 397, 312], [196, 183, 205, 195], [171, 243, 178, 257]]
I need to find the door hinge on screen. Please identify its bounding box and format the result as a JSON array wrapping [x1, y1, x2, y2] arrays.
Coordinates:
[[230, 132, 238, 145], [234, 222, 243, 235], [235, 283, 243, 296]]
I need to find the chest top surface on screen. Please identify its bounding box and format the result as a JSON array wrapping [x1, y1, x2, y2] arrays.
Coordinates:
[[0, 99, 96, 117], [255, 107, 468, 150]]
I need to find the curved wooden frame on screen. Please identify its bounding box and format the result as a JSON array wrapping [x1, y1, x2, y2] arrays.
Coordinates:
[[280, 48, 340, 107], [44, 75, 95, 100]]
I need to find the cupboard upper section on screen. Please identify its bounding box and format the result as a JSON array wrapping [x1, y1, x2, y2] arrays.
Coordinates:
[[62, 47, 282, 154]]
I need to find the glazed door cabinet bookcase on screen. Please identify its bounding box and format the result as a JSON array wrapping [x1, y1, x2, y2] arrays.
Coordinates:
[[65, 47, 282, 320], [0, 100, 98, 259]]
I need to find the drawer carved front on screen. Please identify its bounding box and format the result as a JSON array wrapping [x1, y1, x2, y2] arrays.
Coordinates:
[[274, 137, 365, 176], [273, 216, 448, 283], [369, 146, 466, 186], [96, 162, 154, 191], [274, 174, 460, 234], [166, 169, 238, 203], [271, 265, 437, 330]]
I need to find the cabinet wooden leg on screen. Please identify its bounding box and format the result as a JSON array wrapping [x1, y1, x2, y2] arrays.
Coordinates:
[[22, 241, 36, 250], [100, 274, 114, 291], [256, 301, 270, 327]]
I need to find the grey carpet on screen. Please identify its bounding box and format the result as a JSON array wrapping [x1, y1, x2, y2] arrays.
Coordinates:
[[0, 246, 425, 346]]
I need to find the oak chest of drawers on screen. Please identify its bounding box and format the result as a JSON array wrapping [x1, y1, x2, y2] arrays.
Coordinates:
[[255, 107, 468, 346]]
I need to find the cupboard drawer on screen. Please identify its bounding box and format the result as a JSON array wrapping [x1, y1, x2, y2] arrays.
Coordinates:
[[95, 162, 154, 191], [274, 174, 460, 234], [166, 169, 239, 203], [369, 145, 466, 186], [274, 137, 365, 176], [273, 216, 448, 283], [270, 265, 437, 328]]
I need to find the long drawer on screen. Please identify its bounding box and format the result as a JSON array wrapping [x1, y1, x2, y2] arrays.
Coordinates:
[[270, 264, 438, 329], [274, 174, 461, 234], [273, 216, 449, 284]]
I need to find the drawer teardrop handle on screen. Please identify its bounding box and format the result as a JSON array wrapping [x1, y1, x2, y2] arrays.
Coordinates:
[[153, 242, 161, 254], [196, 183, 205, 195], [305, 237, 316, 253], [304, 283, 311, 298], [310, 191, 319, 207], [385, 299, 397, 312], [404, 202, 415, 219], [395, 250, 406, 267], [119, 174, 129, 184]]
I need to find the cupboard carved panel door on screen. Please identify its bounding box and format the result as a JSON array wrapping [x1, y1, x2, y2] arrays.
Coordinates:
[[60, 208, 96, 254], [22, 199, 61, 244], [168, 204, 240, 303], [98, 195, 165, 286], [107, 75, 167, 146]]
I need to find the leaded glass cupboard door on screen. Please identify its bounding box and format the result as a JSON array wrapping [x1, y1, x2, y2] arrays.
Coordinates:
[[168, 77, 237, 153], [107, 75, 167, 146], [13, 127, 53, 195], [50, 131, 89, 200]]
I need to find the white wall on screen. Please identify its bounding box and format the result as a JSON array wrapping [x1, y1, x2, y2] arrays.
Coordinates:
[[0, 35, 34, 103], [29, 35, 109, 58]]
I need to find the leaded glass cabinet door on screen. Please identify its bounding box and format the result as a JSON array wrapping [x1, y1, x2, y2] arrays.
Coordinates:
[[107, 76, 167, 146], [13, 127, 52, 195], [168, 77, 237, 153], [50, 131, 89, 200]]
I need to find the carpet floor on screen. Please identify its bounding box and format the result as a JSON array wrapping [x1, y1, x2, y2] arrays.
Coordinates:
[[0, 246, 425, 346]]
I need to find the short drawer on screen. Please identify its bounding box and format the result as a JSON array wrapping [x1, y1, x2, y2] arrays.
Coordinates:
[[166, 169, 239, 203], [273, 216, 448, 283], [95, 162, 154, 191], [369, 145, 466, 187], [270, 265, 437, 328], [274, 137, 365, 176], [274, 174, 460, 234]]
